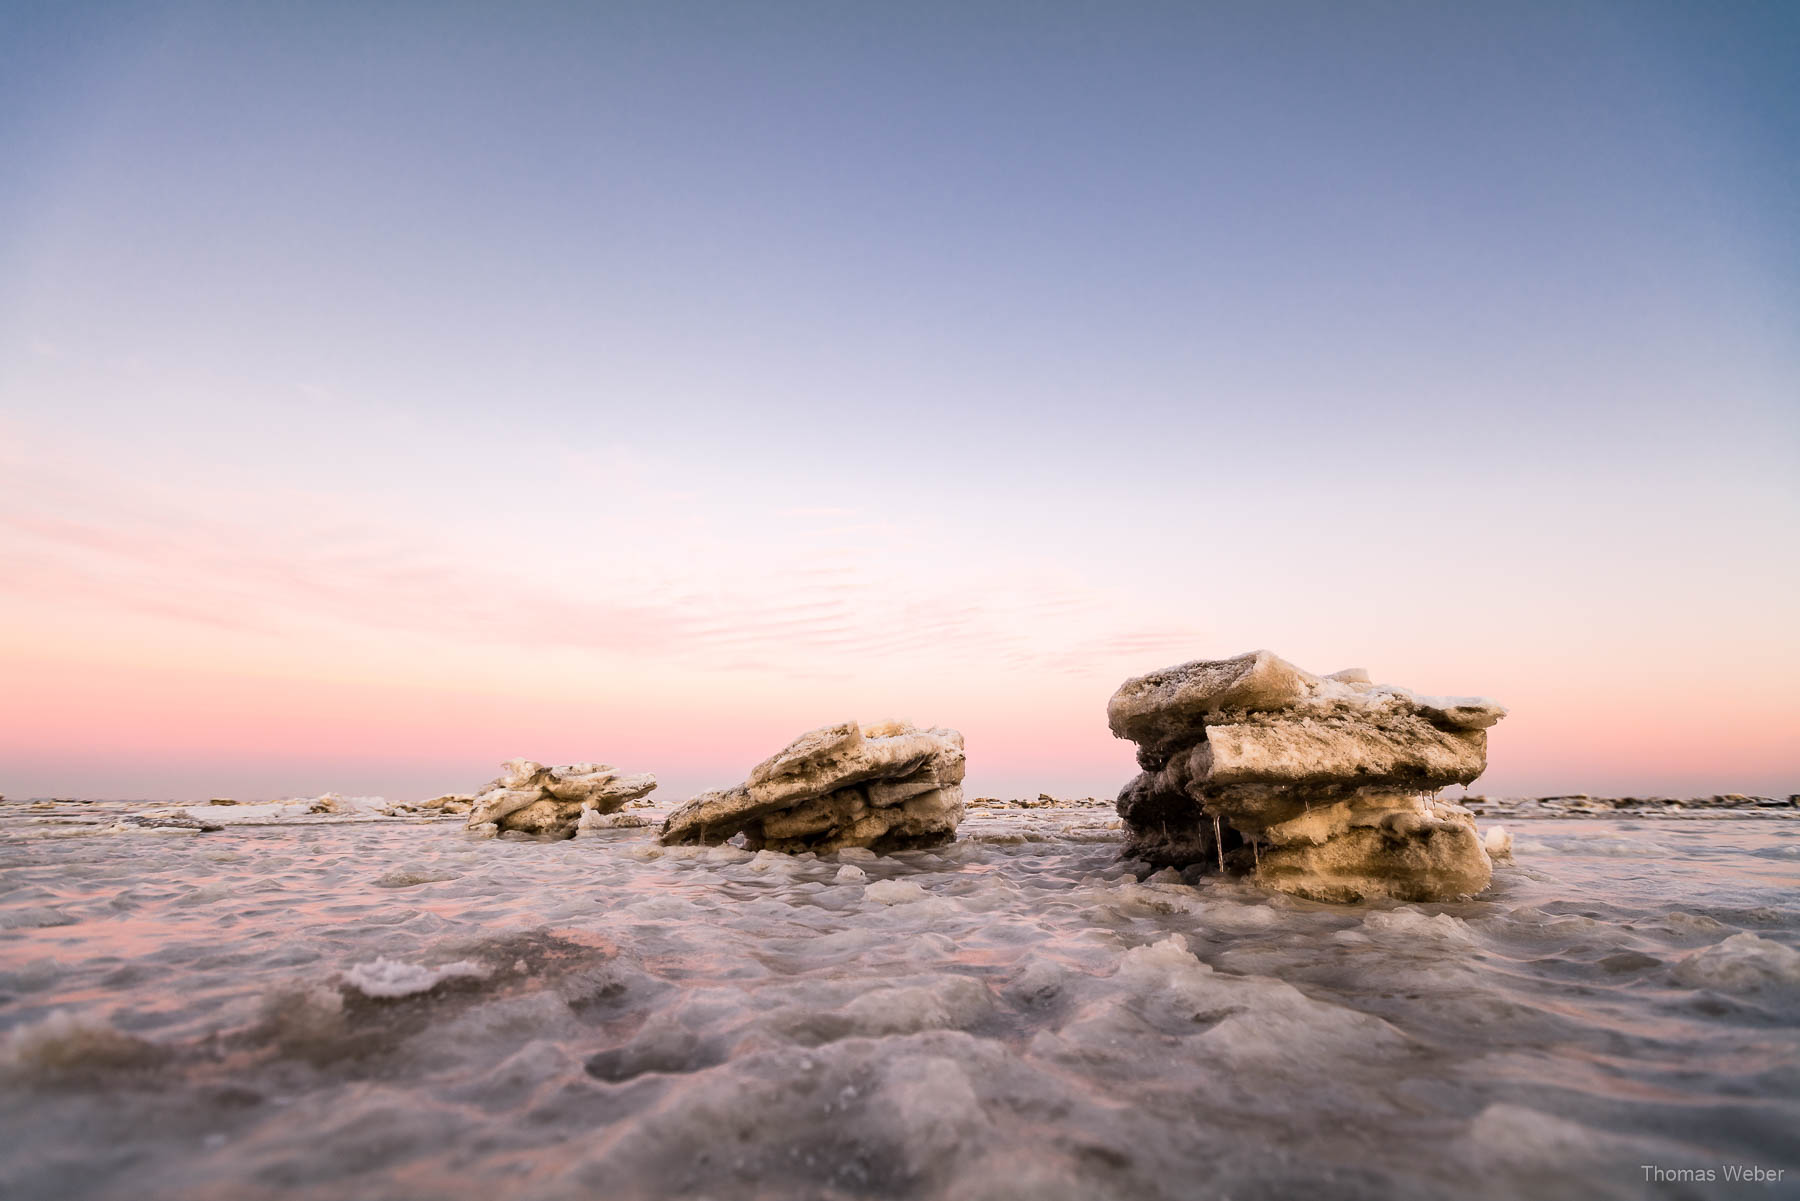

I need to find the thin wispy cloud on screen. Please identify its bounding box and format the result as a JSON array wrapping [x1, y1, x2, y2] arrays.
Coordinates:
[[0, 454, 1206, 686]]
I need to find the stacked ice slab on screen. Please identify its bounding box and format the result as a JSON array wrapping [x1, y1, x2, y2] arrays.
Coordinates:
[[1109, 651, 1506, 902], [464, 759, 657, 840], [661, 720, 965, 853]]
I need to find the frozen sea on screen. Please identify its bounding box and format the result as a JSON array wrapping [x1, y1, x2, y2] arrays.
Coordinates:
[[1, 800, 1796, 1201]]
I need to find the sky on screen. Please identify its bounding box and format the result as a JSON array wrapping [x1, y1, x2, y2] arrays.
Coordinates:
[[1, 1, 1796, 803]]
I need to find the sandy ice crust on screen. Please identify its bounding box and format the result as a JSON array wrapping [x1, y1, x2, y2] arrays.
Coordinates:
[[0, 804, 1796, 1201]]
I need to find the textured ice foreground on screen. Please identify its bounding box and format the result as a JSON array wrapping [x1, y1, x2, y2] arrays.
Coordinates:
[[1, 804, 1796, 1201]]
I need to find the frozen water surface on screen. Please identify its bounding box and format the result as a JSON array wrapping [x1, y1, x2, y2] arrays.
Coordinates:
[[1, 802, 1796, 1200]]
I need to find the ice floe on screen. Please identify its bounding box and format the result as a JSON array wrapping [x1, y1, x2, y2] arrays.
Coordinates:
[[661, 720, 966, 853], [1109, 649, 1504, 901]]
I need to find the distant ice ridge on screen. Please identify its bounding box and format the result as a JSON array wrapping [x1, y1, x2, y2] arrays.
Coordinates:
[[1109, 650, 1505, 902], [176, 794, 396, 824], [1463, 792, 1800, 816]]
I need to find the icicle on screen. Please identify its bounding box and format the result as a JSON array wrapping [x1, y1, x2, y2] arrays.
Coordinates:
[[1252, 839, 1260, 869], [1213, 815, 1224, 872]]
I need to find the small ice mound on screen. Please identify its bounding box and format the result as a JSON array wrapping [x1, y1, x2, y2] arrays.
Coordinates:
[[1105, 880, 1208, 919], [1108, 934, 1408, 1069], [0, 906, 77, 929], [1580, 836, 1669, 857], [1118, 933, 1208, 978], [873, 1055, 990, 1176], [1, 1009, 165, 1080], [447, 1038, 586, 1109], [373, 866, 460, 889], [1460, 1102, 1657, 1171], [0, 959, 62, 994], [835, 865, 869, 884], [1005, 957, 1069, 1007], [1659, 910, 1729, 936], [1483, 825, 1512, 858], [252, 984, 350, 1058], [1463, 1103, 1588, 1163], [433, 989, 589, 1051], [1360, 909, 1478, 946], [747, 849, 788, 872], [585, 1012, 729, 1083], [1194, 982, 1408, 1069], [764, 976, 995, 1046], [703, 844, 752, 865], [1199, 897, 1289, 933], [1671, 933, 1800, 993], [866, 879, 930, 905], [343, 957, 491, 999], [838, 976, 992, 1037], [174, 883, 234, 907], [837, 846, 879, 863]]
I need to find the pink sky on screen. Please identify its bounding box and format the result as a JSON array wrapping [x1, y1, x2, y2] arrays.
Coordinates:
[[2, 411, 1795, 803]]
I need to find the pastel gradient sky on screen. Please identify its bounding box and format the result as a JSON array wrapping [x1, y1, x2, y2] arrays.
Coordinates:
[[3, 2, 1796, 802]]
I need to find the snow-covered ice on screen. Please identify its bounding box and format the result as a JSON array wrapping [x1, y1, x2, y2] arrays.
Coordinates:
[[0, 800, 1795, 1200], [342, 957, 491, 999]]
